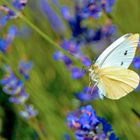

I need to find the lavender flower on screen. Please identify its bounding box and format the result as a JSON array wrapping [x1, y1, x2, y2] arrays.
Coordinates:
[[67, 105, 119, 140], [39, 0, 66, 35], [75, 86, 99, 102], [71, 67, 86, 79], [9, 89, 29, 104], [64, 133, 71, 140], [80, 0, 116, 19], [0, 0, 28, 28], [12, 0, 28, 10], [0, 65, 29, 104], [0, 62, 37, 120], [19, 104, 38, 119], [0, 66, 23, 95], [18, 60, 32, 80], [133, 57, 140, 69], [0, 25, 16, 52]]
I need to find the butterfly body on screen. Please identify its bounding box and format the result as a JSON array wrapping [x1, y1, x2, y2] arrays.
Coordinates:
[[89, 34, 140, 100]]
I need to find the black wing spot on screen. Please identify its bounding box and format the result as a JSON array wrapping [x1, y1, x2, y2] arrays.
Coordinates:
[[121, 62, 123, 66], [124, 50, 128, 55]]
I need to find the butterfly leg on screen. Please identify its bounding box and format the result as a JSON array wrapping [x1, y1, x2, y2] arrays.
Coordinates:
[[90, 81, 98, 94]]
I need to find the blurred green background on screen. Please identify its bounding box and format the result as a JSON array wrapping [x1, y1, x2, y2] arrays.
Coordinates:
[[0, 0, 140, 140]]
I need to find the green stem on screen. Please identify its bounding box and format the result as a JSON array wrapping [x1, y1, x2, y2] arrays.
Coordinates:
[[29, 118, 47, 140], [1, 0, 83, 67]]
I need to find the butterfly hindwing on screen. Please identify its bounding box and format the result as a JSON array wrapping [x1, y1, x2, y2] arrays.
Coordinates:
[[98, 67, 139, 99], [95, 34, 139, 68]]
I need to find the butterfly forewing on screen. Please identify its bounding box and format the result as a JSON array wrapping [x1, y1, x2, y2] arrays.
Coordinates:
[[98, 67, 139, 99], [95, 34, 139, 68]]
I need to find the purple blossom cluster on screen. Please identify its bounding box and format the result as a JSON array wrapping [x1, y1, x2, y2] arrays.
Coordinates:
[[67, 105, 119, 140], [75, 0, 116, 19], [0, 61, 37, 119], [0, 0, 28, 52]]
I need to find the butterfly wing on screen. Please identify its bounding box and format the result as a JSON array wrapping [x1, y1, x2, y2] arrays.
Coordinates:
[[95, 34, 139, 68], [98, 67, 140, 99]]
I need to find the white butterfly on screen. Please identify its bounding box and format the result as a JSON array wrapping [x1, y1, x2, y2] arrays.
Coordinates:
[[89, 34, 140, 100]]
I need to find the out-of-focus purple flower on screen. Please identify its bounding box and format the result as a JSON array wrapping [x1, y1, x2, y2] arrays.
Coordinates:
[[102, 19, 116, 37], [81, 0, 102, 19], [61, 40, 80, 55], [69, 15, 86, 38], [0, 15, 8, 27], [0, 65, 30, 104], [53, 51, 63, 61], [75, 86, 99, 102], [53, 51, 72, 67], [0, 5, 16, 21], [19, 105, 38, 120], [18, 60, 32, 79], [0, 66, 23, 95], [66, 105, 119, 140], [71, 67, 85, 79], [6, 25, 17, 42], [102, 0, 116, 13], [3, 80, 23, 95], [12, 0, 28, 10], [80, 56, 91, 67], [39, 0, 66, 35], [62, 55, 73, 67], [9, 89, 29, 104], [109, 132, 119, 140], [133, 57, 140, 69], [64, 133, 71, 140], [81, 0, 116, 18], [0, 25, 16, 52], [61, 6, 72, 20], [0, 1, 27, 28]]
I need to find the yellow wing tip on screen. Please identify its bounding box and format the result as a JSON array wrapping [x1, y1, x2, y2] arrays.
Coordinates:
[[133, 33, 139, 38], [128, 33, 139, 43]]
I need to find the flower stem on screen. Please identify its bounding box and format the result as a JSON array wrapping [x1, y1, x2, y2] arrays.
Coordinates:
[[1, 0, 83, 68], [29, 118, 47, 140]]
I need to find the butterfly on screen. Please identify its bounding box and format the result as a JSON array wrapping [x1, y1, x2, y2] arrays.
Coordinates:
[[89, 33, 140, 100]]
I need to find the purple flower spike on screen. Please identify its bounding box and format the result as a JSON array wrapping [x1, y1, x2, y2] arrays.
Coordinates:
[[66, 105, 119, 140], [39, 0, 66, 35]]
